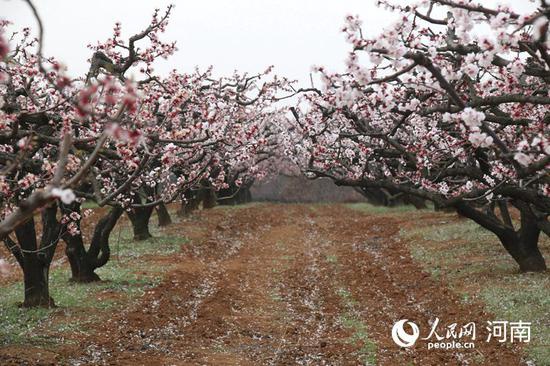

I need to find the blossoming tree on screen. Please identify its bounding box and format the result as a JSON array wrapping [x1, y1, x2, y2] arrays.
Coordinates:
[[0, 4, 289, 305], [289, 0, 550, 272], [0, 13, 119, 304]]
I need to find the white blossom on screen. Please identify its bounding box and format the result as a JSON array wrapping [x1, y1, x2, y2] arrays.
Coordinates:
[[51, 188, 76, 204], [514, 152, 532, 167], [468, 132, 493, 148], [460, 108, 485, 128]]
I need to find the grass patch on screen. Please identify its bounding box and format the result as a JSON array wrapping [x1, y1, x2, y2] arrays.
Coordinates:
[[326, 253, 378, 365], [336, 287, 377, 365], [346, 202, 423, 215], [109, 223, 188, 257], [0, 220, 187, 347], [481, 275, 550, 364], [401, 218, 550, 365], [0, 286, 51, 345], [213, 202, 260, 211], [81, 200, 99, 209], [325, 254, 338, 263], [269, 288, 283, 302], [339, 314, 377, 365]]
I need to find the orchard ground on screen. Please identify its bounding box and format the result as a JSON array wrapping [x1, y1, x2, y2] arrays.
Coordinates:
[[0, 203, 548, 365]]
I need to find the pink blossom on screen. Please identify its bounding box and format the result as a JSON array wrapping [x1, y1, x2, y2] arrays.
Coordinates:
[[67, 221, 80, 236]]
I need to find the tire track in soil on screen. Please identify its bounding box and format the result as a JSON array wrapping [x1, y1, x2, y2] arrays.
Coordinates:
[[316, 205, 526, 366], [63, 204, 526, 365]]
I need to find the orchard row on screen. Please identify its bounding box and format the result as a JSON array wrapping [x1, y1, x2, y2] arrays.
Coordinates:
[[0, 0, 549, 307]]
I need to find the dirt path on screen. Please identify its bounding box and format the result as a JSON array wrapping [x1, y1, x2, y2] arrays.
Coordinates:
[[63, 204, 525, 365]]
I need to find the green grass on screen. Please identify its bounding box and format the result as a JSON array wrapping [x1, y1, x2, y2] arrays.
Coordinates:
[[325, 250, 378, 365], [325, 254, 338, 263], [0, 221, 187, 347], [401, 218, 550, 365], [213, 202, 260, 211], [403, 219, 493, 243], [336, 287, 377, 365], [110, 220, 188, 256], [269, 288, 283, 302], [481, 275, 550, 364], [80, 200, 99, 209], [0, 288, 51, 345], [346, 202, 423, 215]]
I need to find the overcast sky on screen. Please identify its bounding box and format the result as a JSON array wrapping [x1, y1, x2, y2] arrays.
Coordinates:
[[1, 0, 536, 88]]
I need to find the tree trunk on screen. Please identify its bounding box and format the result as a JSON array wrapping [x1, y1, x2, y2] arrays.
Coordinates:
[[65, 235, 101, 283], [217, 184, 239, 205], [499, 232, 547, 272], [236, 187, 246, 205], [245, 187, 252, 203], [359, 187, 388, 206], [187, 191, 201, 212], [202, 187, 217, 209], [177, 197, 188, 217], [127, 206, 153, 241], [178, 189, 199, 216], [456, 201, 547, 273], [497, 207, 547, 272], [21, 258, 54, 307], [13, 204, 60, 308], [62, 204, 123, 282], [177, 199, 189, 217], [156, 202, 172, 227], [217, 186, 234, 205], [404, 195, 427, 210]]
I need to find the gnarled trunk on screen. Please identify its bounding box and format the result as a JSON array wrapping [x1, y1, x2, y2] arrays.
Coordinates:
[[498, 209, 546, 272], [65, 234, 101, 283], [245, 186, 252, 203], [218, 180, 253, 206], [21, 258, 53, 308], [127, 205, 154, 241], [156, 202, 172, 227], [202, 187, 217, 209], [217, 185, 238, 206], [178, 189, 200, 217], [358, 186, 427, 209], [177, 199, 190, 217], [403, 195, 427, 210], [8, 204, 61, 307], [456, 201, 547, 273], [217, 186, 237, 206], [62, 204, 123, 282], [500, 234, 546, 272]]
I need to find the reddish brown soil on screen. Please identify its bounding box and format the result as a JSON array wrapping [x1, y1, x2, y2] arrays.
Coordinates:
[[0, 204, 528, 365]]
